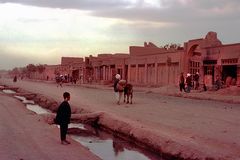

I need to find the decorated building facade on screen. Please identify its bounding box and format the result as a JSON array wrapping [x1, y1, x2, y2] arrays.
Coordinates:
[[183, 32, 240, 86]]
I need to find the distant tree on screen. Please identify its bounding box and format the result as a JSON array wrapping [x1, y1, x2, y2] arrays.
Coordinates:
[[25, 64, 37, 78], [36, 64, 45, 73], [19, 67, 28, 78], [163, 44, 169, 49], [8, 64, 46, 79], [163, 43, 182, 50], [26, 64, 37, 73], [21, 67, 27, 74], [9, 67, 20, 76]]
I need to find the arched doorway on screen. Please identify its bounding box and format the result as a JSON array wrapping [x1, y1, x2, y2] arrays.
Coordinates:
[[187, 44, 202, 79]]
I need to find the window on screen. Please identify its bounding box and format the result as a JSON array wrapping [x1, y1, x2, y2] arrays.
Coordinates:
[[189, 61, 200, 75]]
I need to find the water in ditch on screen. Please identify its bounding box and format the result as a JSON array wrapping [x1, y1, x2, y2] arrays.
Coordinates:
[[14, 95, 51, 114], [2, 89, 16, 94], [26, 104, 52, 114], [70, 127, 163, 160], [3, 89, 164, 160], [14, 95, 34, 104]]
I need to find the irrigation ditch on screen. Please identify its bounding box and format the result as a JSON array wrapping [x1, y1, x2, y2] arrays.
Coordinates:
[[0, 84, 217, 160]]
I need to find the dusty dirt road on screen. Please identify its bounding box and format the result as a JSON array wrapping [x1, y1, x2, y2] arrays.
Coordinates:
[[0, 92, 101, 160], [1, 78, 240, 159]]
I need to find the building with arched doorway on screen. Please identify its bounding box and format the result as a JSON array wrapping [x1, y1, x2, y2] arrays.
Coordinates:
[[43, 31, 240, 87], [76, 32, 240, 87], [183, 31, 240, 86]]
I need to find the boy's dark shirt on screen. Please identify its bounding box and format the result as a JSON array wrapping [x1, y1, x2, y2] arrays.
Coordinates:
[[56, 101, 71, 125]]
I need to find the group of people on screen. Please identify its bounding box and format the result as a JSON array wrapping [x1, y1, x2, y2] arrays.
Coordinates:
[[55, 75, 64, 87], [179, 72, 200, 93], [55, 74, 79, 87]]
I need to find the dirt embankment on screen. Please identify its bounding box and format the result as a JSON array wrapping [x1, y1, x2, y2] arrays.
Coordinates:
[[0, 87, 101, 160], [1, 84, 237, 160]]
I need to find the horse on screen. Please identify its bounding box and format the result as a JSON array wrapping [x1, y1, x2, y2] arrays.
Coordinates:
[[123, 83, 133, 104]]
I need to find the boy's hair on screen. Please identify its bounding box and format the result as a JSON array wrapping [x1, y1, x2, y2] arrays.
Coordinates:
[[63, 92, 70, 99]]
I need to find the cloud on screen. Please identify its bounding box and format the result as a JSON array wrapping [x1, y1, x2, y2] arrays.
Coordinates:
[[16, 17, 58, 23], [0, 0, 239, 23], [0, 0, 131, 10], [0, 0, 240, 70], [90, 0, 240, 23]]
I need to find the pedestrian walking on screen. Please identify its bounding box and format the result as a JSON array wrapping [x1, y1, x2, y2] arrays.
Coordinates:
[[55, 92, 72, 145], [113, 74, 125, 105], [13, 75, 17, 82], [179, 72, 185, 92], [113, 74, 120, 104], [194, 72, 200, 90], [185, 73, 192, 93], [214, 75, 222, 90]]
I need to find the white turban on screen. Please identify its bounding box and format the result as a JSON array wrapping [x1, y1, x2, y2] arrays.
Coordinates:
[[115, 74, 121, 79]]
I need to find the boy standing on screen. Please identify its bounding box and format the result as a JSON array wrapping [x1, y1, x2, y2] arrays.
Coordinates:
[[55, 92, 72, 145]]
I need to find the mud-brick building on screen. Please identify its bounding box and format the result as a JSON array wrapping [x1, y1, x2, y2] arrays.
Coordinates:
[[127, 42, 184, 86], [62, 57, 84, 81], [44, 65, 61, 80], [83, 43, 183, 86], [85, 32, 240, 87], [41, 57, 84, 82], [45, 57, 84, 82], [183, 32, 240, 86], [46, 31, 240, 87], [84, 54, 129, 84]]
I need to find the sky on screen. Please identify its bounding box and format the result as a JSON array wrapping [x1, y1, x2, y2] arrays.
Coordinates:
[[0, 0, 240, 70]]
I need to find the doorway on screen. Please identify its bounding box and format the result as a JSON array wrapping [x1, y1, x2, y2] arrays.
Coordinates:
[[222, 65, 237, 81], [203, 60, 217, 85]]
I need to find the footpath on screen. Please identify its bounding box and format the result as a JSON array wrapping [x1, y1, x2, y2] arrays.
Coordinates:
[[69, 82, 240, 104], [26, 78, 240, 104]]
